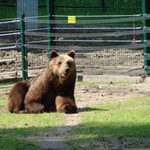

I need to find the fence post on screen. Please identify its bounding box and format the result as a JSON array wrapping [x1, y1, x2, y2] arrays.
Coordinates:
[[47, 0, 55, 61], [20, 13, 28, 80], [47, 0, 51, 61], [142, 0, 150, 75]]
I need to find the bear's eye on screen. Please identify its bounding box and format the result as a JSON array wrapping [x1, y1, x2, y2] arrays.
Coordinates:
[[57, 61, 62, 66], [67, 61, 72, 67]]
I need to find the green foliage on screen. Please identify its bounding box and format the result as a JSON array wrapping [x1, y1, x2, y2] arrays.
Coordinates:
[[0, 0, 142, 18], [54, 0, 141, 15], [0, 6, 16, 19]]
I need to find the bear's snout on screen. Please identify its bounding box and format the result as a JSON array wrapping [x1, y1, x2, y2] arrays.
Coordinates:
[[65, 68, 70, 75]]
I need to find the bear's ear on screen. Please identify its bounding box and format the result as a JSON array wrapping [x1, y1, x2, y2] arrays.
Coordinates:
[[67, 50, 75, 59], [50, 50, 59, 59]]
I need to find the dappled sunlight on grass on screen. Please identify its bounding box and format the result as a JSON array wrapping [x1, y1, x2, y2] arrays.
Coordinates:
[[67, 97, 150, 150], [0, 96, 66, 150]]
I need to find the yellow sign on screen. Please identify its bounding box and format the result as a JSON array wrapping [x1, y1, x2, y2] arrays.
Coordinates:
[[68, 16, 76, 24]]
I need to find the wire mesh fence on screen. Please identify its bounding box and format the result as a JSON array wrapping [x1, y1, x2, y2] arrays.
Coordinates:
[[0, 18, 21, 81]]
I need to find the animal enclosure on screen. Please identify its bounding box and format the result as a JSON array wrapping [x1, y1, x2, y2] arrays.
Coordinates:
[[0, 0, 149, 81]]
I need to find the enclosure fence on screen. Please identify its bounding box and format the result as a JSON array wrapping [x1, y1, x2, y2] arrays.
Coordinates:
[[0, 0, 150, 81]]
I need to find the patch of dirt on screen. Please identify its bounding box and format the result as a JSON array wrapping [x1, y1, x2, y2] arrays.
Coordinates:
[[0, 49, 144, 81]]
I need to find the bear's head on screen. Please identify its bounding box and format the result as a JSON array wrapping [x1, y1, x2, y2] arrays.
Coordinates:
[[49, 50, 76, 83]]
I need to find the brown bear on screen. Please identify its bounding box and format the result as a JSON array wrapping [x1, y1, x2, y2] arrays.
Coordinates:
[[8, 80, 30, 113], [8, 50, 77, 114], [8, 75, 39, 113]]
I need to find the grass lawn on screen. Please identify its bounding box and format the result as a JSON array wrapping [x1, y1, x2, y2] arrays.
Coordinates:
[[67, 97, 150, 150], [0, 95, 66, 150], [1, 81, 150, 149]]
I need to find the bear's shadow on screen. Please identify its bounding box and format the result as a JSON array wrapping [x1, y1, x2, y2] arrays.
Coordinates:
[[78, 107, 109, 113]]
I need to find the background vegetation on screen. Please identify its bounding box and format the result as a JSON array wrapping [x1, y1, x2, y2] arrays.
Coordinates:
[[0, 0, 142, 19]]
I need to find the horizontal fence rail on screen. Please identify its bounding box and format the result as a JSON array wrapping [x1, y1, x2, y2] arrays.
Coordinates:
[[25, 43, 150, 51], [0, 13, 150, 80], [26, 28, 150, 38]]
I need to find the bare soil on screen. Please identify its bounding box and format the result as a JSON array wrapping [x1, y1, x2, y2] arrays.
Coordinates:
[[0, 49, 144, 81]]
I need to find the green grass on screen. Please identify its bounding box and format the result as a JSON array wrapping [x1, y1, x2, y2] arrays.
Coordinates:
[[0, 96, 66, 150], [0, 82, 14, 91], [67, 97, 150, 150], [76, 81, 99, 86], [76, 77, 136, 86], [1, 80, 150, 149]]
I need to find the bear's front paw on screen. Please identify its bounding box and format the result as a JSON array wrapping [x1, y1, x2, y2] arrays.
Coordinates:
[[59, 104, 77, 114], [25, 102, 44, 113]]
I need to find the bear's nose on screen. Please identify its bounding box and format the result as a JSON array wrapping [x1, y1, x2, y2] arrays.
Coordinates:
[[65, 68, 70, 75]]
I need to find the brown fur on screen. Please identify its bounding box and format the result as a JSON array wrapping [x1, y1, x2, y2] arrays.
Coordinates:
[[8, 50, 77, 114], [8, 80, 30, 113], [56, 96, 77, 114], [8, 76, 38, 113]]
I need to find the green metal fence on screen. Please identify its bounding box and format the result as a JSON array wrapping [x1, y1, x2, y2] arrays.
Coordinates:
[[1, 0, 150, 81]]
